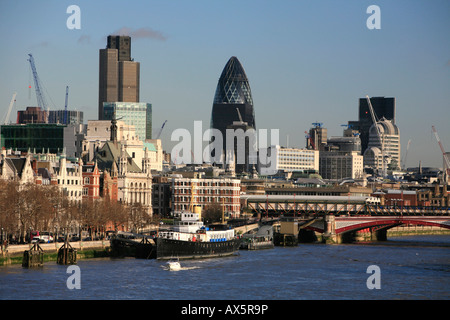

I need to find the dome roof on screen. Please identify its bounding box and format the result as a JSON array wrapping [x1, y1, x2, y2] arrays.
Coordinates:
[[213, 56, 253, 105], [369, 117, 399, 135], [363, 146, 381, 157]]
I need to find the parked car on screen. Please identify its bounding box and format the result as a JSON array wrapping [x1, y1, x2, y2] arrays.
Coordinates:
[[69, 236, 80, 242], [31, 234, 54, 243]]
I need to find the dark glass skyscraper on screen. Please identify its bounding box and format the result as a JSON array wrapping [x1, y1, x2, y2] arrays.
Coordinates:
[[211, 56, 256, 158]]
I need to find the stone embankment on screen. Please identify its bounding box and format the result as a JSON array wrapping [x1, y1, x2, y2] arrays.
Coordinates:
[[1, 240, 110, 266]]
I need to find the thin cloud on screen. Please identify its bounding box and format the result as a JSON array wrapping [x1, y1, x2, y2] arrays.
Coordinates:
[[77, 34, 91, 45], [112, 27, 167, 41]]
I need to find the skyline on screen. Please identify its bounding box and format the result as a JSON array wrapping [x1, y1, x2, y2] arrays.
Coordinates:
[[0, 0, 449, 169]]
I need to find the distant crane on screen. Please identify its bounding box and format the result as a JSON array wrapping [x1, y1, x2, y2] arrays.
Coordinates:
[[401, 139, 412, 170], [3, 92, 17, 125], [27, 54, 49, 122], [64, 86, 69, 125], [431, 125, 450, 179], [366, 95, 386, 177], [155, 120, 167, 139]]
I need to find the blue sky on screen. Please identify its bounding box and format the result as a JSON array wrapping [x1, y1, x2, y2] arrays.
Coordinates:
[[0, 0, 449, 168]]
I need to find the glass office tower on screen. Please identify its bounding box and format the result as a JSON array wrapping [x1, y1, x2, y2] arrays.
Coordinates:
[[211, 56, 256, 160], [103, 102, 152, 141]]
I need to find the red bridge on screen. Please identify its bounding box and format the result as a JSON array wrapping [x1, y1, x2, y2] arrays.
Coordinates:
[[303, 215, 450, 243], [242, 195, 450, 243]]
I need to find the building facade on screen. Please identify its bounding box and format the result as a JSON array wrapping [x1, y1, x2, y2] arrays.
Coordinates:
[[0, 123, 84, 158], [363, 117, 401, 172], [103, 102, 152, 142], [307, 123, 327, 151], [348, 96, 396, 154], [54, 150, 83, 202], [319, 151, 364, 180], [0, 150, 35, 184], [48, 110, 83, 125], [259, 145, 319, 176], [98, 35, 140, 120], [171, 177, 241, 217], [211, 56, 256, 162], [82, 161, 101, 201], [16, 107, 48, 124]]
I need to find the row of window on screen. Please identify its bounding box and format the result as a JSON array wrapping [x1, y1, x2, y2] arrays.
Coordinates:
[[58, 179, 81, 185], [174, 204, 240, 212], [174, 181, 239, 187], [174, 196, 239, 203], [173, 189, 238, 195]]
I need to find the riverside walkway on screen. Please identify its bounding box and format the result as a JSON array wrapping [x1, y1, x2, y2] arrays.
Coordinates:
[[2, 240, 109, 256]]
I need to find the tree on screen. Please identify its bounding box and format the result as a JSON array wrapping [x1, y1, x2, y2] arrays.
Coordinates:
[[103, 199, 128, 232], [202, 203, 223, 224]]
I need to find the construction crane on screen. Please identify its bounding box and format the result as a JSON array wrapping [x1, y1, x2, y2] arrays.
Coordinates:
[[3, 92, 17, 125], [431, 126, 450, 179], [366, 95, 386, 177], [401, 139, 411, 170], [27, 54, 49, 122], [155, 120, 167, 139], [64, 86, 69, 125]]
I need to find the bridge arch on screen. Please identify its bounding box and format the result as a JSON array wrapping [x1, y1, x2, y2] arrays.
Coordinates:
[[335, 217, 450, 235]]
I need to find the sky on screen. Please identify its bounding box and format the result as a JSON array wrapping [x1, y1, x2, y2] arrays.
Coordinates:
[[0, 0, 449, 169]]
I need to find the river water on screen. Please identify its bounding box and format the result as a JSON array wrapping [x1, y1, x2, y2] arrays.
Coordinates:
[[0, 235, 449, 301]]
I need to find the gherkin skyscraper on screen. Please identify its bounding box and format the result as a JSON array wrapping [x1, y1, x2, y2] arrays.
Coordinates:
[[211, 56, 256, 159]]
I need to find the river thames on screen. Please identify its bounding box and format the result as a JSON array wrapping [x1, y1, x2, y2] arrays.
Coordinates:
[[0, 235, 449, 301]]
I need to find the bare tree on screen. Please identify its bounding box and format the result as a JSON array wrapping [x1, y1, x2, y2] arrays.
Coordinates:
[[202, 203, 223, 224]]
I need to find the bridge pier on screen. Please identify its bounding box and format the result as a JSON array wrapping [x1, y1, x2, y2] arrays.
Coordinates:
[[322, 215, 339, 244]]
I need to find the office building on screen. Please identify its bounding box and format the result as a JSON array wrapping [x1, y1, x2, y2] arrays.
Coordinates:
[[306, 123, 327, 151], [319, 151, 364, 180], [259, 145, 319, 176], [48, 110, 83, 125], [363, 117, 401, 172], [98, 35, 140, 120], [348, 97, 395, 153], [170, 177, 241, 217], [17, 107, 48, 124], [102, 102, 152, 142], [211, 56, 256, 161], [327, 135, 361, 153], [0, 123, 83, 157]]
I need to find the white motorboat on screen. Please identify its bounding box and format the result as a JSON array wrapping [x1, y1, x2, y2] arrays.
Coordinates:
[[167, 258, 181, 271]]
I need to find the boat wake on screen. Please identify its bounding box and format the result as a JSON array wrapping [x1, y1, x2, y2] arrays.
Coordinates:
[[161, 265, 200, 271]]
